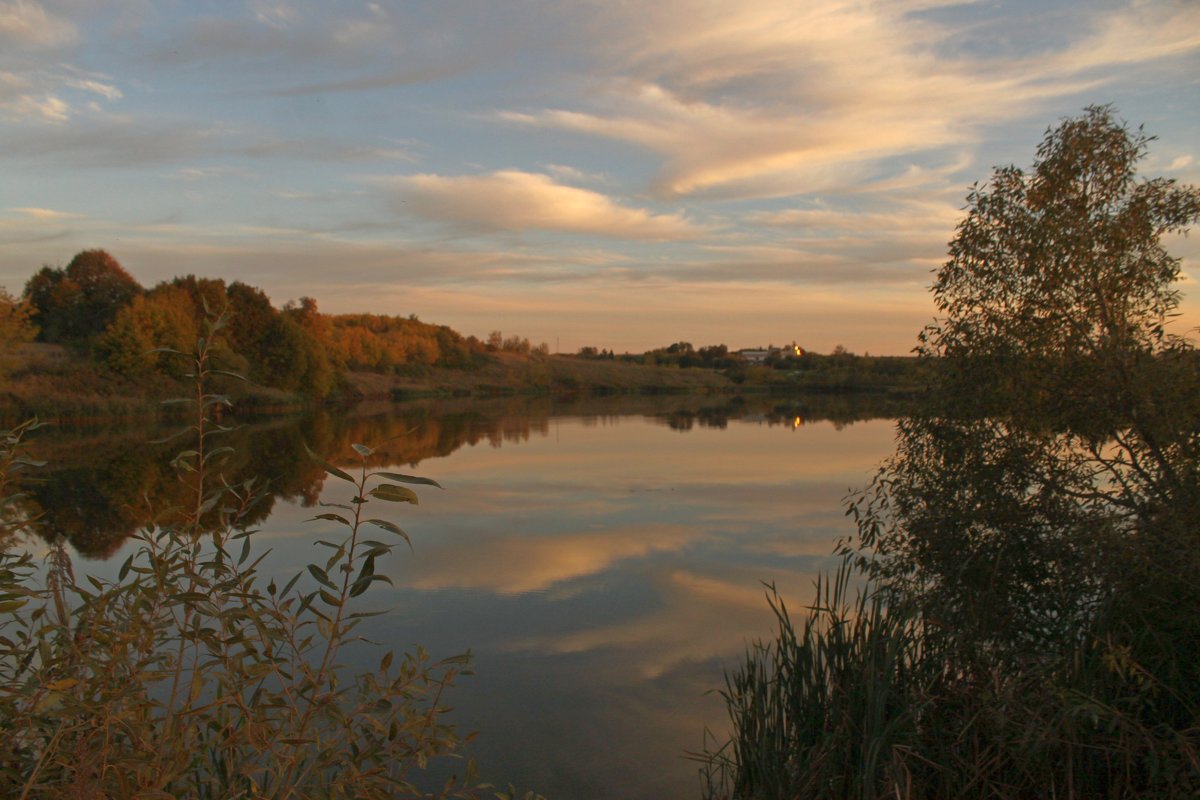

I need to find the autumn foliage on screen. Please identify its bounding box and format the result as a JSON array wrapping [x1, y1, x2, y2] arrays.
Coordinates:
[[17, 251, 487, 400]]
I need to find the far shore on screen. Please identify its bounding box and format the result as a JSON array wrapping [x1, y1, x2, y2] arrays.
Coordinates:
[[1, 346, 924, 424]]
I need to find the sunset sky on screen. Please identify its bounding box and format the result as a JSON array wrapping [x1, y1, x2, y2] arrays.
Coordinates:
[[1, 0, 1197, 355]]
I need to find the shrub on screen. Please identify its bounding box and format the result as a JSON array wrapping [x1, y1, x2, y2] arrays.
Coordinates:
[[0, 312, 489, 798]]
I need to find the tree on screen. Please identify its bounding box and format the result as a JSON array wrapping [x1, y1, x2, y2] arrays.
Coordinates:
[[97, 285, 199, 378], [927, 107, 1199, 364], [847, 107, 1200, 793], [23, 250, 143, 344], [705, 109, 1200, 799], [282, 297, 338, 397], [0, 286, 37, 377], [23, 265, 81, 343], [225, 281, 277, 370]]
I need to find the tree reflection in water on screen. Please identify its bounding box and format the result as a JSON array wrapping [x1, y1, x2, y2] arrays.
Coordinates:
[[20, 392, 909, 560]]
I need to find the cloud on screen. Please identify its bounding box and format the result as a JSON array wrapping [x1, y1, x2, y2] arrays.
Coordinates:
[[0, 113, 418, 167], [509, 568, 815, 679], [8, 206, 76, 219], [252, 1, 296, 30], [1047, 1, 1200, 74], [499, 1, 1198, 200], [65, 77, 122, 102], [2, 91, 67, 121], [145, 3, 478, 94], [404, 525, 703, 595], [0, 64, 123, 124], [376, 169, 702, 240], [0, 115, 218, 164], [0, 69, 25, 96], [0, 1, 78, 49]]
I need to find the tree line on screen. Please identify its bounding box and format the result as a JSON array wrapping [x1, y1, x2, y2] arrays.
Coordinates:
[[5, 252, 493, 399]]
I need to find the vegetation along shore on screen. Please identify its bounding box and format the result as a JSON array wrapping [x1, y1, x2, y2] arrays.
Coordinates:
[[2, 254, 925, 422]]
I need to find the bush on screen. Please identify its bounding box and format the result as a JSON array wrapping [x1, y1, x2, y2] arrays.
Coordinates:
[[0, 314, 489, 798]]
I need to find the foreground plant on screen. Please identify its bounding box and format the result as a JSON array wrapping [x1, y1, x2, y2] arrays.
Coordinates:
[[696, 562, 925, 800], [700, 107, 1200, 799], [0, 311, 489, 798]]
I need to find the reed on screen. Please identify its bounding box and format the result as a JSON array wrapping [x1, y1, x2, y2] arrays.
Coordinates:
[[696, 559, 925, 800], [697, 556, 1199, 800]]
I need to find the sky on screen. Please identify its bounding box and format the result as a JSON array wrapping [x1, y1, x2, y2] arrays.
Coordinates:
[[0, 0, 1197, 355]]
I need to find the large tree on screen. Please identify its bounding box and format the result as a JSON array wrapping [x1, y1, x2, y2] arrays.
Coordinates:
[[849, 107, 1200, 796], [869, 105, 1200, 634], [24, 250, 143, 344], [702, 108, 1200, 800], [927, 107, 1199, 362]]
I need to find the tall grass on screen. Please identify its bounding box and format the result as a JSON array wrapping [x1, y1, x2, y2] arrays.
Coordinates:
[[697, 560, 924, 800], [697, 556, 1199, 800]]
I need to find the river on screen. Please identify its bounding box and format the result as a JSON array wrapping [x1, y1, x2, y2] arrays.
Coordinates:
[[13, 394, 899, 799]]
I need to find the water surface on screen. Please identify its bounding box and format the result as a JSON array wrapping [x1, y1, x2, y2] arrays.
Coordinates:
[[23, 396, 898, 799]]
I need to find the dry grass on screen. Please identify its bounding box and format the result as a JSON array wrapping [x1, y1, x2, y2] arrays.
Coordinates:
[[350, 352, 733, 399]]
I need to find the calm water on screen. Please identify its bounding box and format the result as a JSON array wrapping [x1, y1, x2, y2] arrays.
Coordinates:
[[22, 396, 899, 799]]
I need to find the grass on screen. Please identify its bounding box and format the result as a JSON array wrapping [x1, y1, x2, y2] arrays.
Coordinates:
[[697, 554, 1200, 799], [353, 351, 734, 400]]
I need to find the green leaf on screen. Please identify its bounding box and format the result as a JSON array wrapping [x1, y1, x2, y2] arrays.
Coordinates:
[[282, 572, 302, 596], [366, 518, 411, 546], [352, 443, 373, 457], [368, 484, 419, 504], [349, 574, 392, 597], [374, 471, 444, 489], [347, 610, 387, 619], [307, 564, 337, 590], [303, 442, 355, 483], [310, 512, 351, 527]]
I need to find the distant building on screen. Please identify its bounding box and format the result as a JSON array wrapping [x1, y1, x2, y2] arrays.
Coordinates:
[[737, 348, 772, 363], [736, 342, 804, 363]]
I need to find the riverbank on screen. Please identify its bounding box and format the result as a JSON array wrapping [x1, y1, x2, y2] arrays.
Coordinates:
[[350, 351, 734, 400], [0, 343, 311, 422], [2, 346, 925, 422]]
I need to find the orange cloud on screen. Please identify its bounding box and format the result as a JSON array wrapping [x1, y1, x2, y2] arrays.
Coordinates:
[[500, 1, 1196, 200], [377, 169, 701, 240]]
